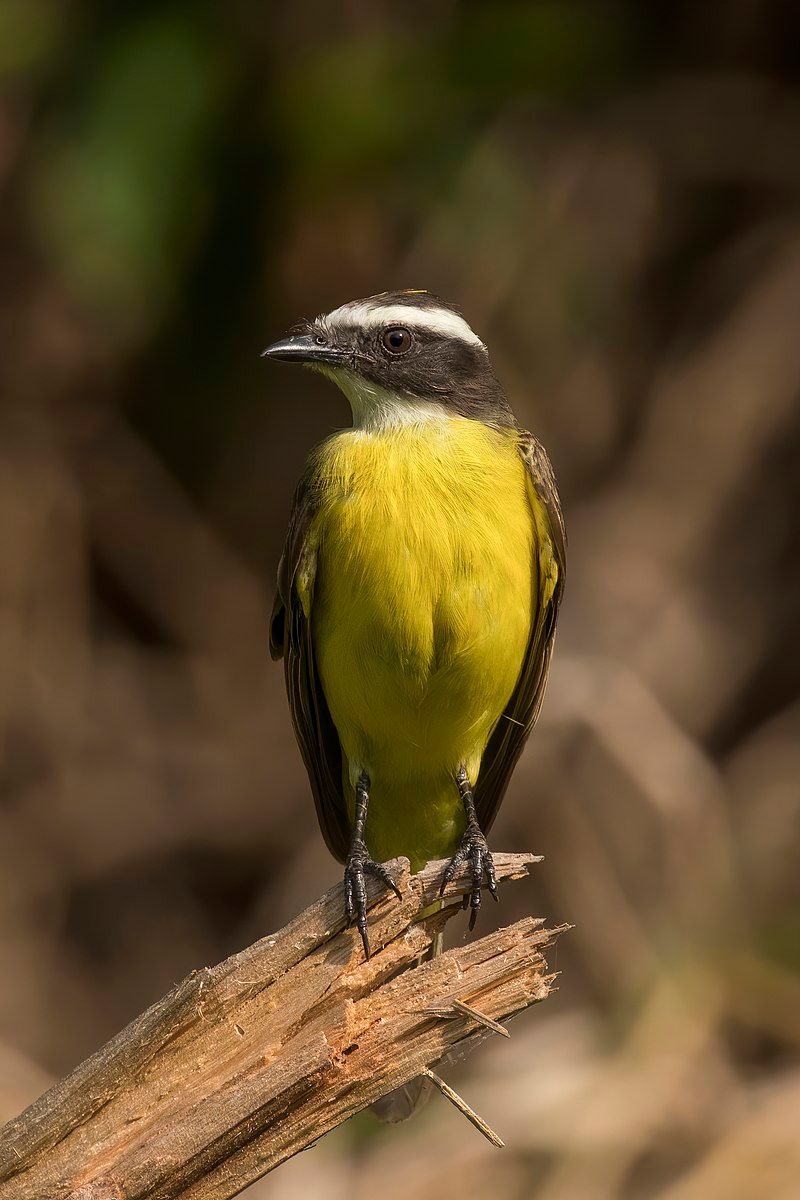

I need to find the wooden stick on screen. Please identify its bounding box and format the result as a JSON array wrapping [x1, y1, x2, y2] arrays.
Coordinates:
[[424, 997, 513, 1038], [0, 852, 565, 1200], [423, 1069, 505, 1148]]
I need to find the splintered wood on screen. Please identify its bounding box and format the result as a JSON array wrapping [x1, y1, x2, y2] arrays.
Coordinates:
[[0, 853, 566, 1200]]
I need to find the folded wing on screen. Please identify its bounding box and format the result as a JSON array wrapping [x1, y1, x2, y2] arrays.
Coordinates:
[[473, 431, 566, 833], [269, 464, 350, 862]]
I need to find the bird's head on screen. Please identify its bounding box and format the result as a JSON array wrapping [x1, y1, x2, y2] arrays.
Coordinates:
[[262, 291, 513, 430]]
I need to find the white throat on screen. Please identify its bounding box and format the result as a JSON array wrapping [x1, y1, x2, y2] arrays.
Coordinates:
[[324, 368, 447, 432]]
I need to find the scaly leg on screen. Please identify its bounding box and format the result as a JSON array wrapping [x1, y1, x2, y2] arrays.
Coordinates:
[[439, 766, 498, 929], [344, 770, 401, 958]]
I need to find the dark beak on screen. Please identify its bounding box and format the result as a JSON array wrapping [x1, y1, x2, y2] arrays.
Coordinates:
[[261, 333, 345, 366]]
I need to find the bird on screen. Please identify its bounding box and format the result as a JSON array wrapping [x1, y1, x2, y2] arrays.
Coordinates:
[[264, 290, 565, 960]]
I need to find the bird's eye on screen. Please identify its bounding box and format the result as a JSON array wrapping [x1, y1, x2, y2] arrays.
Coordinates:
[[382, 326, 412, 354], [314, 333, 328, 346]]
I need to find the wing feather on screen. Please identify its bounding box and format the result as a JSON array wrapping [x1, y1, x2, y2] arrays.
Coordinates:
[[473, 430, 565, 832], [270, 466, 350, 863]]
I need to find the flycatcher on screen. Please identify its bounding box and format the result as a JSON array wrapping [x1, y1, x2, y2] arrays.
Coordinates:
[[264, 291, 564, 958]]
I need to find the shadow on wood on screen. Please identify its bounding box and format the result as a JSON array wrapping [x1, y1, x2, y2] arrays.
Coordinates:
[[0, 853, 566, 1200]]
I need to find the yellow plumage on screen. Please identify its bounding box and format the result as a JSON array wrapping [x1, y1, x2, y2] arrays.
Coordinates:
[[307, 415, 536, 869]]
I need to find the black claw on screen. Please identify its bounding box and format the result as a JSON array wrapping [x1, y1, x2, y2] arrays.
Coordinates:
[[440, 822, 498, 929], [343, 842, 401, 960], [486, 856, 499, 902], [359, 926, 370, 960], [439, 846, 467, 896], [364, 859, 402, 901]]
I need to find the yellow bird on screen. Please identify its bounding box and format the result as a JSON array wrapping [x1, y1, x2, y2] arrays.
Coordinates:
[[264, 292, 565, 958]]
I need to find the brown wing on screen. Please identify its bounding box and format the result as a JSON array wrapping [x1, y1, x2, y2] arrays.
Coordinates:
[[474, 430, 566, 833], [269, 464, 350, 863]]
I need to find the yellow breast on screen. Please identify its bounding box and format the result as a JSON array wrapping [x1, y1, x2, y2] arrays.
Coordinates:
[[310, 416, 535, 801]]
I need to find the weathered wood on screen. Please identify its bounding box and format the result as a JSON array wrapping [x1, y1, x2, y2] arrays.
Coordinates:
[[0, 853, 565, 1200]]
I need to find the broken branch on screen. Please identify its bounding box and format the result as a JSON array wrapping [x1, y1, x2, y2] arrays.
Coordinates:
[[0, 852, 565, 1200]]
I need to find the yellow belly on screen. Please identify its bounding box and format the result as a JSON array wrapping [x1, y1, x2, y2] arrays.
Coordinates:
[[311, 416, 535, 868]]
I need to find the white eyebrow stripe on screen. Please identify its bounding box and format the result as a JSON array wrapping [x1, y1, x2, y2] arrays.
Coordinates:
[[326, 301, 485, 348]]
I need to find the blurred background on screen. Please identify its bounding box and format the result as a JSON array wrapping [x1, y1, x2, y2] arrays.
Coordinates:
[[1, 1, 799, 1197]]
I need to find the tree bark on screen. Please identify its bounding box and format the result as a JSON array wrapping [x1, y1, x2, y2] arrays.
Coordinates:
[[0, 853, 566, 1200]]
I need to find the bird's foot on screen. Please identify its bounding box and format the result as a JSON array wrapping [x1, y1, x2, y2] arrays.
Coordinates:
[[439, 823, 499, 929], [344, 840, 402, 959]]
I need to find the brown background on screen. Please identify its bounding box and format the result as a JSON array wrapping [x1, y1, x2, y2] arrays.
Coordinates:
[[1, 3, 799, 1197]]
